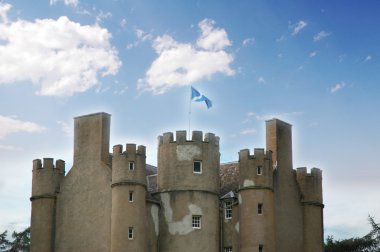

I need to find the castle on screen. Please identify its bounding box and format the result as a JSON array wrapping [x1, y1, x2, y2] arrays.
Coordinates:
[[30, 112, 323, 252]]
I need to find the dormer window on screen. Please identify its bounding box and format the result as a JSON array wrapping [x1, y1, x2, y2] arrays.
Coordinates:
[[193, 161, 202, 174], [129, 162, 135, 171]]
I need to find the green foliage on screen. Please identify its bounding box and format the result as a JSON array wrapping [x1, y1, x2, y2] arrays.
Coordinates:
[[325, 216, 380, 252], [0, 227, 30, 252]]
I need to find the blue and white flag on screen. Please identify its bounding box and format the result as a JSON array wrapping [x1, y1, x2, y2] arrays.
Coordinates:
[[191, 86, 212, 109]]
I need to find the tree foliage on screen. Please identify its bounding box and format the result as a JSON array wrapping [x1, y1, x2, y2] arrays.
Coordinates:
[[0, 227, 30, 252], [325, 216, 380, 252]]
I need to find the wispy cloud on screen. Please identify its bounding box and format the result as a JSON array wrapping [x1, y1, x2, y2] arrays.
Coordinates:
[[276, 35, 286, 42], [362, 55, 372, 63], [291, 20, 307, 36], [0, 115, 45, 139], [243, 111, 303, 123], [309, 51, 317, 57], [137, 19, 234, 94], [242, 37, 255, 47], [257, 76, 266, 84], [0, 2, 11, 23], [57, 121, 73, 137], [120, 18, 127, 29], [313, 30, 331, 42], [240, 128, 257, 135], [330, 82, 345, 93], [49, 0, 79, 7], [0, 4, 121, 96]]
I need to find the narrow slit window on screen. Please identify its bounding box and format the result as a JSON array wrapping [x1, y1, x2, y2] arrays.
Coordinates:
[[129, 162, 135, 171], [258, 203, 263, 215], [224, 247, 232, 252], [129, 191, 134, 202], [225, 201, 232, 219], [257, 165, 262, 175], [128, 227, 133, 240], [259, 244, 263, 252], [193, 161, 202, 174], [192, 215, 201, 229]]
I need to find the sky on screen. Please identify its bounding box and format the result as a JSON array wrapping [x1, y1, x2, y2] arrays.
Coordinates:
[[0, 0, 379, 241]]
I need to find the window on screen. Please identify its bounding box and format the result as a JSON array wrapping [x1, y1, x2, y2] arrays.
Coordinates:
[[192, 215, 201, 229], [225, 201, 232, 219], [258, 203, 263, 215], [128, 227, 133, 240], [193, 161, 202, 173], [257, 166, 262, 175], [259, 244, 263, 252], [129, 162, 135, 171], [224, 247, 232, 252], [129, 191, 134, 202]]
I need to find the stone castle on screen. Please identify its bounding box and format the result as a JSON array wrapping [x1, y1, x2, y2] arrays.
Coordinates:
[[30, 112, 323, 252]]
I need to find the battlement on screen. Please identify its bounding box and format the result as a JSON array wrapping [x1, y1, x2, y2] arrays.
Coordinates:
[[157, 130, 219, 146], [112, 144, 146, 156], [239, 148, 272, 161], [296, 167, 323, 204], [31, 158, 65, 197], [33, 158, 65, 173]]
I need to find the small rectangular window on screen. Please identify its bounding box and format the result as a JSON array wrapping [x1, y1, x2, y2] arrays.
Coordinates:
[[129, 162, 135, 171], [258, 203, 263, 215], [257, 166, 262, 175], [129, 191, 134, 202], [224, 247, 232, 252], [192, 215, 201, 229], [259, 244, 263, 252], [225, 201, 232, 219], [193, 161, 202, 174], [128, 227, 133, 240]]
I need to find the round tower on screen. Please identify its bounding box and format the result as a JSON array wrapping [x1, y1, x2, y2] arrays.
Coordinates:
[[30, 158, 65, 252], [156, 130, 220, 252], [296, 167, 324, 252], [238, 148, 275, 252], [111, 143, 147, 252]]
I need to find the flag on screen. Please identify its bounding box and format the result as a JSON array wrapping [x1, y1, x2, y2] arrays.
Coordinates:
[[191, 86, 212, 109]]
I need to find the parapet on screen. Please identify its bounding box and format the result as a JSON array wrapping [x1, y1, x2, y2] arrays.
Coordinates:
[[31, 158, 65, 198], [296, 167, 323, 204], [239, 148, 272, 161], [112, 144, 146, 156], [157, 130, 219, 146]]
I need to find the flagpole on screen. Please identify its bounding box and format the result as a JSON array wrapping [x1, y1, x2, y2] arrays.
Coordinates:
[[188, 86, 192, 139]]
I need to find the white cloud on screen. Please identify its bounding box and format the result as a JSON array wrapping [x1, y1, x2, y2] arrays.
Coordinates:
[[309, 51, 317, 57], [138, 19, 234, 95], [57, 121, 73, 137], [0, 2, 11, 23], [0, 115, 45, 139], [363, 55, 372, 63], [50, 0, 79, 7], [0, 145, 23, 151], [120, 18, 127, 29], [291, 20, 307, 35], [330, 82, 345, 93], [136, 28, 153, 42], [240, 128, 257, 135], [276, 35, 286, 42], [242, 37, 255, 46], [243, 111, 303, 123], [257, 76, 266, 84], [196, 19, 231, 51], [0, 6, 121, 96], [313, 30, 331, 41]]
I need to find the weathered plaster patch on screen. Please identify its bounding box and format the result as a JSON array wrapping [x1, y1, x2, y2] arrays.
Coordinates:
[[235, 222, 239, 233], [238, 194, 242, 204], [161, 193, 203, 235], [151, 204, 159, 236], [243, 179, 255, 187], [176, 145, 201, 161]]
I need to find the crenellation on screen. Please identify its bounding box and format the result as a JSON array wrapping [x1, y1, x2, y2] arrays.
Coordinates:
[[176, 130, 187, 143], [113, 144, 123, 155], [192, 130, 203, 142], [55, 160, 65, 174], [163, 132, 174, 144], [43, 158, 54, 170], [239, 149, 250, 161], [157, 135, 163, 146], [137, 145, 146, 155], [33, 159, 42, 170], [126, 144, 137, 158]]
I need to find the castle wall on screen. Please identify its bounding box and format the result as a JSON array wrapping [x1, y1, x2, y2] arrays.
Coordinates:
[[222, 201, 239, 251], [266, 119, 304, 252], [146, 201, 160, 252], [54, 113, 112, 252]]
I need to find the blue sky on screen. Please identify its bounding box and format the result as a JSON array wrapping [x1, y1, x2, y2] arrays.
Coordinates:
[[0, 0, 379, 240]]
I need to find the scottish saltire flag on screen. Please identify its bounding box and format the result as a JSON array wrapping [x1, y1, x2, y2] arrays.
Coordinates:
[[191, 86, 212, 109]]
